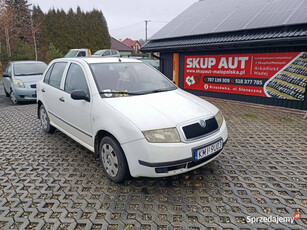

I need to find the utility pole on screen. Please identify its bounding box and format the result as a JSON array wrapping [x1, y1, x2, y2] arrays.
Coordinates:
[[145, 20, 151, 42]]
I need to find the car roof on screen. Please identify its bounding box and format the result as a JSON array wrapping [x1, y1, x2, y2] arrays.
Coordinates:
[[53, 57, 142, 64], [11, 61, 46, 64], [69, 48, 89, 51]]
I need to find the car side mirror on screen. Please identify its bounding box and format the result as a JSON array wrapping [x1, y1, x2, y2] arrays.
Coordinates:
[[71, 90, 90, 102], [2, 73, 11, 78]]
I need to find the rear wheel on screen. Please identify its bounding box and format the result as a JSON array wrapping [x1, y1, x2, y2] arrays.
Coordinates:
[[10, 90, 18, 104], [40, 105, 56, 133], [99, 136, 129, 183]]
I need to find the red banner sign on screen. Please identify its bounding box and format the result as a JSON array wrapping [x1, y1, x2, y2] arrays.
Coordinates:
[[184, 52, 307, 101]]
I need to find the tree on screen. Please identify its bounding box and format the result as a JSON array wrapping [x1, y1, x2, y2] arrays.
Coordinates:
[[45, 43, 63, 63], [5, 0, 31, 42], [30, 5, 44, 60], [0, 2, 15, 57]]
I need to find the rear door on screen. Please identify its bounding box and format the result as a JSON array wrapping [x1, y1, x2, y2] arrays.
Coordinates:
[[40, 62, 68, 127]]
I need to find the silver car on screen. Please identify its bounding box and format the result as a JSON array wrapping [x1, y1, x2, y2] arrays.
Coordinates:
[[2, 61, 47, 104], [92, 49, 120, 57]]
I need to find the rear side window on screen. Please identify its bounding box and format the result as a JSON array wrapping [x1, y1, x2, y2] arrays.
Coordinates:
[[44, 64, 54, 83], [64, 63, 89, 95], [111, 50, 118, 55], [77, 51, 86, 57], [49, 63, 67, 88]]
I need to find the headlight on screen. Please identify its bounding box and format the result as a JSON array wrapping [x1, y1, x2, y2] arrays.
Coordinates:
[[215, 110, 224, 128], [143, 128, 180, 143], [13, 79, 25, 88]]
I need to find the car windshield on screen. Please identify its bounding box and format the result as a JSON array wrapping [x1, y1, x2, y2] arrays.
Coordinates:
[[64, 50, 78, 58], [14, 63, 47, 76], [142, 59, 159, 68], [93, 50, 104, 55], [90, 62, 176, 97]]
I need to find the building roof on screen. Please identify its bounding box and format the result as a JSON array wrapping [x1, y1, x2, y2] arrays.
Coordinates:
[[111, 37, 133, 52], [142, 0, 307, 51], [151, 0, 307, 40], [141, 24, 307, 51], [123, 38, 141, 48]]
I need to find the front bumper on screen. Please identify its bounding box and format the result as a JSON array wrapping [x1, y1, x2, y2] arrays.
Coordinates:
[[13, 87, 37, 101], [122, 122, 228, 178]]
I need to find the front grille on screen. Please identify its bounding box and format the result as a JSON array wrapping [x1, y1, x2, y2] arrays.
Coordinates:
[[182, 117, 218, 140], [30, 84, 36, 88]]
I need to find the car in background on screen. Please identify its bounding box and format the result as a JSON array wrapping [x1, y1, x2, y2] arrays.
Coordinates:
[[92, 49, 120, 57], [37, 57, 228, 183], [130, 57, 160, 70], [64, 49, 92, 58], [2, 61, 48, 104]]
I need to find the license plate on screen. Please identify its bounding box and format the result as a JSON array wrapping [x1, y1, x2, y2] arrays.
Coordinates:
[[194, 139, 223, 161]]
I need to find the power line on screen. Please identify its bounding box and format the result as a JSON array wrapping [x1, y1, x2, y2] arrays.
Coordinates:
[[150, 20, 168, 23], [111, 21, 144, 31]]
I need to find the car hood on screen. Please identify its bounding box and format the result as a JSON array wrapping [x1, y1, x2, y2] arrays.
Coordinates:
[[104, 89, 219, 131], [14, 74, 43, 83]]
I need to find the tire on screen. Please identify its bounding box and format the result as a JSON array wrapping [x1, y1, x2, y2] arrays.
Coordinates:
[[3, 85, 9, 97], [10, 90, 18, 104], [99, 136, 129, 183], [40, 104, 56, 133]]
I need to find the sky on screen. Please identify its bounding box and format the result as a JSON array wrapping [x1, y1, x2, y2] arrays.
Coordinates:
[[27, 0, 198, 41]]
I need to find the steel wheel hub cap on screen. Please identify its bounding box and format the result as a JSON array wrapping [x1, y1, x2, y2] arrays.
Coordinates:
[[101, 143, 118, 177], [41, 109, 48, 130]]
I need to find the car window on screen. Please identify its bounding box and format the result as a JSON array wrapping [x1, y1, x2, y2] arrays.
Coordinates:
[[14, 62, 47, 76], [64, 63, 89, 95], [64, 50, 78, 58], [90, 62, 175, 97], [49, 62, 67, 88], [104, 50, 110, 56], [5, 63, 12, 74], [77, 51, 86, 57], [44, 64, 54, 84], [93, 50, 104, 55], [111, 50, 118, 55]]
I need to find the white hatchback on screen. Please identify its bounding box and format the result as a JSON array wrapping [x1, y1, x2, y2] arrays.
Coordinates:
[[37, 57, 228, 182]]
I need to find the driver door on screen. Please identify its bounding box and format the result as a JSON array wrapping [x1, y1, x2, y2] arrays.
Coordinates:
[[57, 62, 93, 147]]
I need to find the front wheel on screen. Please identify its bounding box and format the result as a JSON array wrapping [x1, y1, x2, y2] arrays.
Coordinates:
[[40, 105, 56, 133], [3, 85, 9, 97], [99, 136, 129, 183], [10, 90, 18, 104]]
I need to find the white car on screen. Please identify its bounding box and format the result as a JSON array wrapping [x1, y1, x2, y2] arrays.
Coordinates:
[[37, 57, 228, 182]]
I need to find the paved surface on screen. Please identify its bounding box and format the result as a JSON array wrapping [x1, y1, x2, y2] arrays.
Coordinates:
[[0, 96, 306, 230]]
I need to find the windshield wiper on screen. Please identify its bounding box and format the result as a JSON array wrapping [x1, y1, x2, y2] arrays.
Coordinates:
[[142, 87, 176, 94], [100, 91, 143, 95], [15, 73, 42, 76]]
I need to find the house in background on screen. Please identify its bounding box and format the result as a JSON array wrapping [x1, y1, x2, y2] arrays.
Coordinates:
[[123, 38, 141, 53], [110, 37, 133, 57]]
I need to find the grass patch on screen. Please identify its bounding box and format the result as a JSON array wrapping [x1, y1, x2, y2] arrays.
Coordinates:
[[244, 113, 257, 119]]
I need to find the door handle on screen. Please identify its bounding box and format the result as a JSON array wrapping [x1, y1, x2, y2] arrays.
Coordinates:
[[41, 88, 45, 92], [59, 97, 65, 102]]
